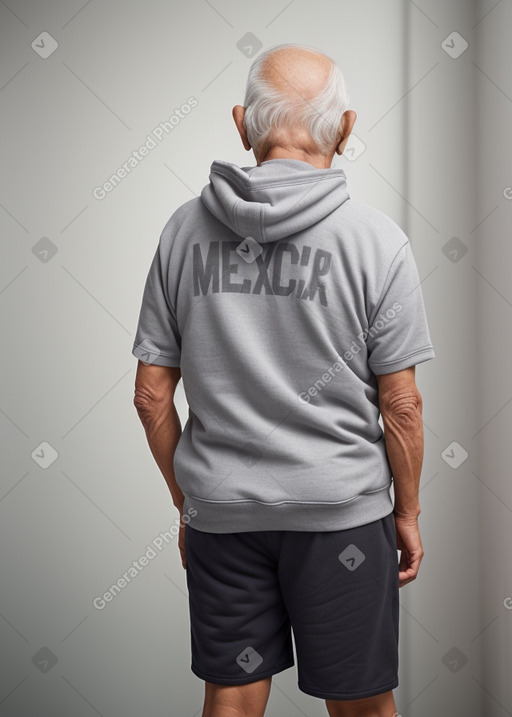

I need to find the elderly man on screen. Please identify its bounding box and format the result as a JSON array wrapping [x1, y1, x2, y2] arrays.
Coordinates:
[[132, 43, 435, 717]]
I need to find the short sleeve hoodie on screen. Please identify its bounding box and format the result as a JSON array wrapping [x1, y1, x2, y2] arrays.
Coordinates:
[[132, 158, 435, 533]]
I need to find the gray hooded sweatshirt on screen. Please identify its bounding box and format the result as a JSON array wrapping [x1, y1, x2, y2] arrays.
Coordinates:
[[132, 158, 435, 533]]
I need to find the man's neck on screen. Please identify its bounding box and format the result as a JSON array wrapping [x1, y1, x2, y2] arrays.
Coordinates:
[[256, 146, 334, 169]]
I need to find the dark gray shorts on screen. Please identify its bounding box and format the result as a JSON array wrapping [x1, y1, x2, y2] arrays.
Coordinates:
[[185, 511, 399, 701]]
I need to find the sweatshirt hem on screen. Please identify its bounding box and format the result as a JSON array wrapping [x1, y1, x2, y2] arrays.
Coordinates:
[[183, 483, 394, 533]]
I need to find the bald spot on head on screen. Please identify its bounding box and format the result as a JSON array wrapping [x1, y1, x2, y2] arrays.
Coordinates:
[[260, 47, 332, 103]]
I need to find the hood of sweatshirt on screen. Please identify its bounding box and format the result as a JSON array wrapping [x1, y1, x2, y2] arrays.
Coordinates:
[[200, 158, 350, 244]]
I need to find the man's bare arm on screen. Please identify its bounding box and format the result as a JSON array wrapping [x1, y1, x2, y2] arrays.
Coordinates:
[[376, 365, 425, 587], [376, 365, 424, 518], [133, 361, 184, 513]]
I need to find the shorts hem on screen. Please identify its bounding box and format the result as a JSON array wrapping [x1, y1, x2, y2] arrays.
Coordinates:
[[298, 677, 399, 701], [190, 660, 295, 685]]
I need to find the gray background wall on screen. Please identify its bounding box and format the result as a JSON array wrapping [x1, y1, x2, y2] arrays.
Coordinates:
[[1, 1, 510, 715]]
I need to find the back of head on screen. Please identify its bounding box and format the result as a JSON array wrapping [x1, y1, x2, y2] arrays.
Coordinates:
[[242, 43, 350, 157]]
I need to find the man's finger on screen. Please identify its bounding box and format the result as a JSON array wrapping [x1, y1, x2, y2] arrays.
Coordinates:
[[398, 566, 417, 587], [398, 551, 422, 587]]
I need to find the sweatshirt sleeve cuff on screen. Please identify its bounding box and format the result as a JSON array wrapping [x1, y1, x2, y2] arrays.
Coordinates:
[[369, 346, 435, 375], [132, 342, 181, 367]]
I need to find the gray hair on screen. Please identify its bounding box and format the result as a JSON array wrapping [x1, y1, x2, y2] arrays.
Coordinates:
[[242, 43, 350, 156]]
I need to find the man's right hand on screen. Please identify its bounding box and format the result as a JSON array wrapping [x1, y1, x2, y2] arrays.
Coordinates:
[[394, 514, 424, 587]]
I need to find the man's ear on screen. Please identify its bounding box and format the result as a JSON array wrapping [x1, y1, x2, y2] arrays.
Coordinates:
[[232, 105, 252, 151], [335, 110, 357, 155]]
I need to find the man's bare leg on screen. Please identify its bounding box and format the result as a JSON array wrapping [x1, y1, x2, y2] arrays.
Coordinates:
[[202, 677, 272, 717], [326, 689, 398, 717]]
